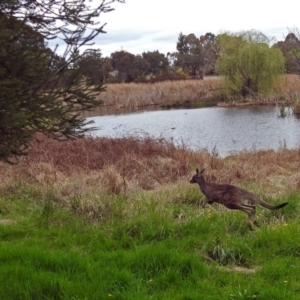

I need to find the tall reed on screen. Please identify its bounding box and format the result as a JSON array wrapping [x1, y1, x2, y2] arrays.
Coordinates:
[[97, 78, 223, 108], [94, 75, 300, 109]]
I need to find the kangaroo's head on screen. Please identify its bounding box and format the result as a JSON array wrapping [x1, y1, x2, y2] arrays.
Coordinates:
[[189, 168, 205, 184]]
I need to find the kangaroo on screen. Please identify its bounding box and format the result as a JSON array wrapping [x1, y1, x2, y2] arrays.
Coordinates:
[[190, 168, 288, 229]]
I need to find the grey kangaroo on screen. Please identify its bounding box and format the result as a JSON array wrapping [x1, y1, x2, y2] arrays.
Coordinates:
[[190, 168, 288, 229]]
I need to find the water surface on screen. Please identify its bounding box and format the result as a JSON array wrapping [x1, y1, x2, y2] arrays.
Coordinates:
[[87, 106, 300, 157]]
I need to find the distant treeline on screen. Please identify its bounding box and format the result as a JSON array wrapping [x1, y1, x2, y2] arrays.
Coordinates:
[[65, 31, 300, 84]]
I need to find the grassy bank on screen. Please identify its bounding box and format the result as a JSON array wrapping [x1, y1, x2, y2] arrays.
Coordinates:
[[95, 75, 300, 110], [1, 137, 300, 299]]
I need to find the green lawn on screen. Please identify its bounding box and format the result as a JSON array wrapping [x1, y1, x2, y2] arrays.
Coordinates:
[[0, 183, 299, 300]]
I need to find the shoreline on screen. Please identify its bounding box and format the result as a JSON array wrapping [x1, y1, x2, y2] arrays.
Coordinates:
[[82, 98, 286, 118]]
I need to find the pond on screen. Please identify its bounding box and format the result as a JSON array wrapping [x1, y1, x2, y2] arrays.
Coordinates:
[[86, 106, 300, 157]]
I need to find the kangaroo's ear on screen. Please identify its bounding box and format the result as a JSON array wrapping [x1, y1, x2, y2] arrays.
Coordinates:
[[200, 169, 205, 175], [196, 168, 199, 174]]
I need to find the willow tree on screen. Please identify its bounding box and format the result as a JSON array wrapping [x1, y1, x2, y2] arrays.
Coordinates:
[[0, 0, 124, 163], [216, 30, 285, 98]]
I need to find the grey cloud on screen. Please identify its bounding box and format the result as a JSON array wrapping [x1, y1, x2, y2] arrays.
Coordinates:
[[93, 28, 162, 44], [92, 29, 180, 56]]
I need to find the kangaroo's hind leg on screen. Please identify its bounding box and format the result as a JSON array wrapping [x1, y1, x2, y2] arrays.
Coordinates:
[[243, 203, 260, 227], [236, 204, 256, 230], [251, 206, 260, 227]]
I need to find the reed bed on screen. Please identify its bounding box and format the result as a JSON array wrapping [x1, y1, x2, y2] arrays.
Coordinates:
[[273, 74, 300, 113], [95, 75, 300, 109], [275, 74, 300, 94], [98, 77, 223, 108]]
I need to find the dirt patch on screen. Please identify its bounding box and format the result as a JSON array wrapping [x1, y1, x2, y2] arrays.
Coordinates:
[[0, 219, 15, 225], [217, 265, 261, 274]]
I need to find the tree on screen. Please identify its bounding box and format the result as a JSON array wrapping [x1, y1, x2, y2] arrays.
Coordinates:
[[77, 49, 105, 84], [199, 32, 219, 75], [110, 50, 136, 82], [216, 30, 285, 97], [175, 33, 203, 76], [132, 55, 150, 78], [273, 31, 300, 74], [142, 51, 169, 75], [110, 51, 153, 82], [100, 57, 114, 83], [0, 0, 124, 163]]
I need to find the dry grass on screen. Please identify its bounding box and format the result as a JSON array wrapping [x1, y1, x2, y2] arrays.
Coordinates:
[[93, 75, 300, 110], [1, 135, 299, 221], [1, 136, 300, 205], [275, 74, 300, 95], [273, 74, 300, 105], [97, 78, 223, 108]]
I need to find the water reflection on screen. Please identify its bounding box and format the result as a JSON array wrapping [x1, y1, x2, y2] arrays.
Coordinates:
[[86, 106, 300, 157], [81, 105, 164, 118]]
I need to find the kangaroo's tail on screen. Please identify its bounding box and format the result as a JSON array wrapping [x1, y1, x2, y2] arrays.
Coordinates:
[[243, 190, 288, 210], [266, 202, 288, 210], [257, 199, 288, 210]]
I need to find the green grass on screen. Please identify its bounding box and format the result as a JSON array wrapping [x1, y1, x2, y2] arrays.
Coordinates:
[[0, 184, 300, 299]]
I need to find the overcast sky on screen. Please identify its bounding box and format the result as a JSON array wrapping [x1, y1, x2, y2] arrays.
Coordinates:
[[72, 0, 300, 57]]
